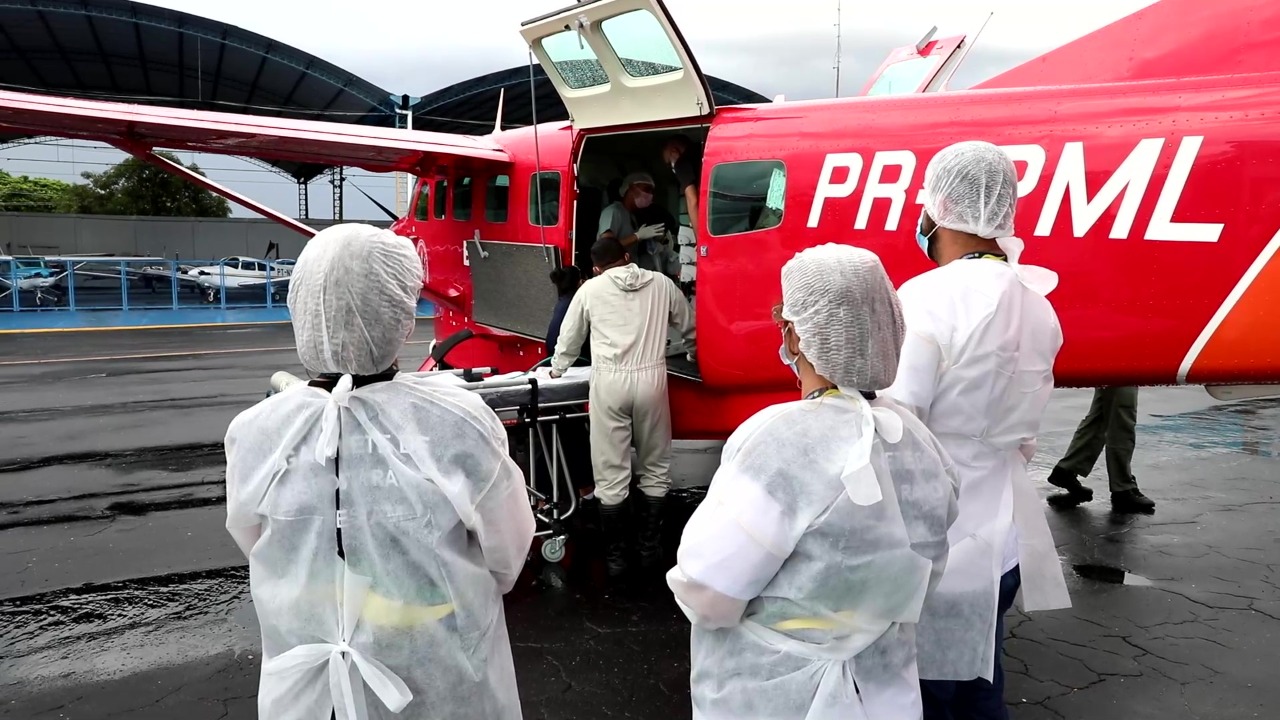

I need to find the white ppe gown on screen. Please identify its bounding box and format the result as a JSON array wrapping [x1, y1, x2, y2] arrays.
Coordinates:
[[551, 263, 695, 505], [884, 253, 1072, 683], [668, 392, 958, 719], [224, 374, 535, 720]]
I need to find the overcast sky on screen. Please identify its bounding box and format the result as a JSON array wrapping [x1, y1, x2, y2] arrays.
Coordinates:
[[1, 0, 1156, 229]]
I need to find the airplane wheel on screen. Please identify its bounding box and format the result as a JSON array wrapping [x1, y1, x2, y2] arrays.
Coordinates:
[[204, 288, 217, 303], [271, 292, 282, 303]]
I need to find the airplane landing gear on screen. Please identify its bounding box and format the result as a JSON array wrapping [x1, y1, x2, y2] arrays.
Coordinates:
[[203, 287, 218, 303]]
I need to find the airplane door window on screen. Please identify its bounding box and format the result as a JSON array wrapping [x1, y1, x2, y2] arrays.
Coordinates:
[[529, 171, 561, 227], [601, 10, 683, 79], [708, 160, 787, 236], [865, 56, 939, 96], [452, 176, 473, 221], [541, 29, 609, 90], [413, 181, 431, 221], [432, 179, 448, 219], [485, 175, 510, 223]]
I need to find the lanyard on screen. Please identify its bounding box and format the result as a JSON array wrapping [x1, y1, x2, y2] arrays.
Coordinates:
[[959, 251, 1007, 262], [805, 387, 878, 401]]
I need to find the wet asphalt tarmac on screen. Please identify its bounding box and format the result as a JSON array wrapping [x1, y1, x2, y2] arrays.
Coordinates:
[[0, 323, 1277, 719]]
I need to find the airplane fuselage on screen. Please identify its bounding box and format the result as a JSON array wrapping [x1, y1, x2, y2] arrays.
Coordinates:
[[396, 68, 1280, 440]]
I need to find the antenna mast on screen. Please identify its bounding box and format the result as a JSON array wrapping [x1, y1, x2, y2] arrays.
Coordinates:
[[833, 0, 843, 97]]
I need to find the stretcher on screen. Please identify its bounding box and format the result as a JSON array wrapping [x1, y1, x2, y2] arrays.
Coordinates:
[[268, 365, 593, 566]]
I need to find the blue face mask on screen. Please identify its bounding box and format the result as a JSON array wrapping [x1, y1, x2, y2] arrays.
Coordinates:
[[779, 328, 800, 376], [916, 215, 937, 260]]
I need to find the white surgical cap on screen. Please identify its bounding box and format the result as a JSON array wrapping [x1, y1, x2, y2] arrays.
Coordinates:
[[922, 141, 1018, 240], [781, 244, 904, 391], [922, 141, 1061, 295], [623, 172, 655, 193], [288, 223, 423, 376]]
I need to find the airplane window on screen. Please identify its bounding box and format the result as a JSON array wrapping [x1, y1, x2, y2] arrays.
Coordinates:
[[708, 160, 787, 237], [601, 9, 683, 78], [453, 176, 473, 221], [866, 56, 940, 96], [485, 175, 510, 223], [433, 179, 447, 219], [413, 181, 431, 221], [529, 171, 561, 227], [542, 29, 608, 90]]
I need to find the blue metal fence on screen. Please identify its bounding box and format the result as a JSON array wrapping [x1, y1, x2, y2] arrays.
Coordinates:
[[1, 258, 292, 313]]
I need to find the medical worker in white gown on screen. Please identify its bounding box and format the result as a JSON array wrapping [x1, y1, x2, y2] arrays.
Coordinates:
[[668, 244, 960, 719], [223, 224, 535, 720], [884, 141, 1072, 720]]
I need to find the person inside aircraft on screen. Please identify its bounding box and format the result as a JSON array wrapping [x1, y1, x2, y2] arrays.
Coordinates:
[[883, 141, 1071, 720], [549, 236, 696, 581], [223, 224, 535, 720], [598, 172, 680, 280], [607, 175, 682, 284], [661, 134, 702, 233], [667, 243, 959, 719]]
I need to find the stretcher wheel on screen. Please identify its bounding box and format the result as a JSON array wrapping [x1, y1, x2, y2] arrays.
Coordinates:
[[540, 535, 567, 563]]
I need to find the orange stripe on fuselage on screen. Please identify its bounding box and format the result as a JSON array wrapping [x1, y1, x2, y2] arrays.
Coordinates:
[[1184, 231, 1280, 384]]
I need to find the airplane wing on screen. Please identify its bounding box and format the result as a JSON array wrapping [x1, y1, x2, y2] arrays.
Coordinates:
[[0, 89, 510, 174]]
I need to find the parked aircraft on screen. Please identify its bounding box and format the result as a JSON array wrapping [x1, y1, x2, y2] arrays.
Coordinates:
[[184, 256, 294, 303], [0, 0, 1275, 438]]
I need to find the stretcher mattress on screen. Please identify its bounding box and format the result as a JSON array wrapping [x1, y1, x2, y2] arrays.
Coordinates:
[[404, 367, 593, 411]]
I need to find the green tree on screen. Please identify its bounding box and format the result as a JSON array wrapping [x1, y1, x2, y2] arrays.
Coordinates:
[[0, 170, 75, 213], [62, 151, 232, 218]]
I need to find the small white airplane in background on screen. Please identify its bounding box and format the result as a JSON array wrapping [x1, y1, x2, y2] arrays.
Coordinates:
[[184, 256, 294, 303], [1, 254, 294, 306]]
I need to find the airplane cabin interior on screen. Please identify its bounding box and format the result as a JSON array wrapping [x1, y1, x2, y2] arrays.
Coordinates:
[[571, 124, 709, 299]]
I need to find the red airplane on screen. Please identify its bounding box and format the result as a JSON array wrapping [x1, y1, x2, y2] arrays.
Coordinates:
[[1, 0, 1277, 442]]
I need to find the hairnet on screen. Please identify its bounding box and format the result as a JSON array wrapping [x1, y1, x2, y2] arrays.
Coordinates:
[[288, 223, 423, 376], [781, 243, 904, 391], [922, 141, 1018, 240], [622, 172, 655, 193]]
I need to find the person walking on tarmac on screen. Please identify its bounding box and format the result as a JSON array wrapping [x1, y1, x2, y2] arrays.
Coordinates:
[[1046, 387, 1155, 513], [884, 141, 1071, 720], [549, 236, 696, 579]]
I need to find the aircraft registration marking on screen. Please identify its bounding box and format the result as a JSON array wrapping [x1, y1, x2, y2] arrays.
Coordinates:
[[807, 136, 1223, 243]]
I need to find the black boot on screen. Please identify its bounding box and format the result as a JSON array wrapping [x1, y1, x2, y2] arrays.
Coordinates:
[[636, 493, 667, 572], [598, 501, 629, 578], [1046, 466, 1093, 509], [1111, 488, 1156, 514]]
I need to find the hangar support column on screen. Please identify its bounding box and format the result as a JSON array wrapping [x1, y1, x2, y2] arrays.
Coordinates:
[[328, 167, 344, 221], [298, 178, 310, 219]]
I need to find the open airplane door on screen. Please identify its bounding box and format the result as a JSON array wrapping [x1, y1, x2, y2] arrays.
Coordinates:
[[860, 31, 968, 97], [520, 0, 715, 129]]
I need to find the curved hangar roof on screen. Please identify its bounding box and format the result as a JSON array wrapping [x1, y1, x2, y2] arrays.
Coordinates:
[[412, 64, 770, 135], [0, 0, 397, 182], [0, 0, 767, 177]]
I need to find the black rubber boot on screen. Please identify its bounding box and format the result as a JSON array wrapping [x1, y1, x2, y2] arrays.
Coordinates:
[[598, 501, 629, 578], [1046, 466, 1094, 509], [636, 493, 667, 572]]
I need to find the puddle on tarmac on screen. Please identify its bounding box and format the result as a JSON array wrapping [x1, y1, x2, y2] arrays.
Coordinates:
[[1072, 563, 1155, 587], [0, 566, 253, 687]]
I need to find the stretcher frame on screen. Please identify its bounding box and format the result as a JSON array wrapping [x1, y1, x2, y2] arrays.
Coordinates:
[[447, 369, 590, 564], [267, 365, 591, 566]]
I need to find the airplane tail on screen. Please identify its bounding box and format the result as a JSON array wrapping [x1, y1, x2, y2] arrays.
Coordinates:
[[977, 0, 1280, 90]]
